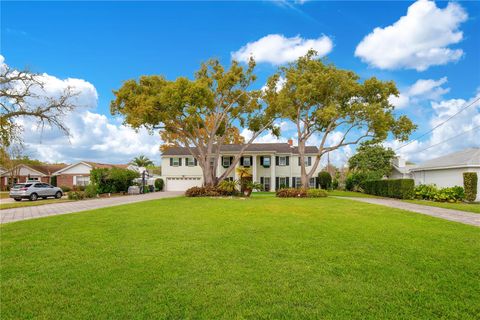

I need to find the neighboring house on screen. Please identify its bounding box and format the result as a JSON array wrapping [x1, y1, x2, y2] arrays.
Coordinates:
[[161, 141, 322, 192], [52, 161, 130, 188], [393, 148, 480, 201], [390, 156, 416, 179], [0, 164, 67, 190]]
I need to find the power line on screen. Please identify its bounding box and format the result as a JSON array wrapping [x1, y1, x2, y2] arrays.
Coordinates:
[[412, 124, 480, 153], [395, 96, 480, 151]]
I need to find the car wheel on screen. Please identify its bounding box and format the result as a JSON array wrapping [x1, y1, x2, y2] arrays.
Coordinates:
[[14, 198, 22, 202], [29, 193, 38, 201], [42, 197, 47, 199], [55, 191, 62, 199]]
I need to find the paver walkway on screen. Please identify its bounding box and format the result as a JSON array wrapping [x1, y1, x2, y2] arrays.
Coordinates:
[[0, 192, 183, 224], [337, 196, 480, 227]]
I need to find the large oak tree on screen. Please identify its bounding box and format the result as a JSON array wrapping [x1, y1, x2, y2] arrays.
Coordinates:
[[111, 58, 280, 186], [267, 51, 416, 187]]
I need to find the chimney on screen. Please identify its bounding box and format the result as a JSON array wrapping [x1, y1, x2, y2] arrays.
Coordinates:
[[288, 139, 293, 147]]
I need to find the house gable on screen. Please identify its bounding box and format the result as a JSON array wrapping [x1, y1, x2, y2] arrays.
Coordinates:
[[53, 162, 93, 175]]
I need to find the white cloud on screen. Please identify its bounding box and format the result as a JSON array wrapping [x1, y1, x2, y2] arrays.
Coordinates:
[[1, 55, 161, 164], [387, 92, 480, 163], [232, 34, 333, 65], [389, 77, 450, 109], [355, 0, 468, 71], [23, 111, 162, 164]]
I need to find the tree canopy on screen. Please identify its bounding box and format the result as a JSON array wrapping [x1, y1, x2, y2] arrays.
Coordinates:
[[267, 50, 416, 187], [111, 58, 280, 186], [0, 64, 79, 149], [348, 142, 396, 179], [130, 155, 154, 167]]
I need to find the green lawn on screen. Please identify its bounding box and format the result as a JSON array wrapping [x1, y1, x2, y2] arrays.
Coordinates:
[[404, 199, 480, 214], [327, 190, 380, 198], [1, 196, 479, 319], [1, 198, 73, 210]]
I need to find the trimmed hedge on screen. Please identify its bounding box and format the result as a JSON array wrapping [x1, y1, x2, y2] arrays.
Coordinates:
[[155, 178, 164, 191], [463, 172, 478, 202], [363, 179, 414, 199], [185, 186, 237, 197], [276, 188, 328, 198]]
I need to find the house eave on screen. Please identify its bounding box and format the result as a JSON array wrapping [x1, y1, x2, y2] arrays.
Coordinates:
[[410, 164, 480, 172]]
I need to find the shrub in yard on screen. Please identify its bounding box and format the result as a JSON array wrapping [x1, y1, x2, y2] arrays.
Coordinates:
[[73, 185, 86, 191], [414, 184, 438, 200], [318, 171, 332, 189], [463, 172, 478, 202], [276, 188, 307, 198], [60, 185, 71, 192], [67, 191, 86, 200], [307, 189, 328, 198], [185, 186, 222, 197], [218, 180, 239, 195], [363, 179, 414, 199], [414, 184, 465, 202], [154, 178, 164, 191], [84, 183, 98, 198], [91, 168, 139, 194], [332, 178, 339, 190], [432, 186, 464, 203]]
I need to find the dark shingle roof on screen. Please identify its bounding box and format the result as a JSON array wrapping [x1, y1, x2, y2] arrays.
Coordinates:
[[162, 143, 318, 156]]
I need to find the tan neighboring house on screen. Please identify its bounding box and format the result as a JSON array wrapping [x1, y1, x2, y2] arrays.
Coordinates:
[[52, 161, 131, 189], [0, 164, 67, 190], [161, 141, 323, 192]]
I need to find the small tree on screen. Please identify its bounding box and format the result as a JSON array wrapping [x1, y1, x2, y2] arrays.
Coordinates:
[[130, 155, 154, 167], [154, 178, 164, 191], [318, 171, 332, 189], [348, 142, 396, 178], [463, 172, 478, 202]]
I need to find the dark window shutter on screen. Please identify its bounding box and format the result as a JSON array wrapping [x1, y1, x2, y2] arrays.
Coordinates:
[[276, 156, 279, 166], [179, 158, 182, 166], [194, 158, 198, 166], [286, 156, 289, 166], [260, 177, 264, 185], [315, 177, 318, 188], [298, 157, 301, 166], [249, 156, 253, 166], [292, 177, 296, 188], [286, 177, 290, 188], [260, 156, 264, 166], [308, 157, 312, 166], [275, 177, 279, 190], [221, 156, 225, 167], [170, 158, 173, 166], [240, 157, 244, 166]]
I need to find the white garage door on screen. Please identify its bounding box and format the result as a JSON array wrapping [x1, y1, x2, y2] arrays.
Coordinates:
[[166, 177, 202, 191]]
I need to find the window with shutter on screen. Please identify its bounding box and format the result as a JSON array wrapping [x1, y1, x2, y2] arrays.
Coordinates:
[[286, 156, 289, 166], [276, 156, 279, 166], [308, 157, 312, 166]]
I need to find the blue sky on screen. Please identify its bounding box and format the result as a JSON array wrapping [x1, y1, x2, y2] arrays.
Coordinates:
[[1, 0, 479, 165]]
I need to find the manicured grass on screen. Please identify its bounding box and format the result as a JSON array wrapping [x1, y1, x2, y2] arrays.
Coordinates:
[[1, 196, 479, 319], [327, 189, 380, 198], [0, 198, 72, 210], [404, 199, 480, 214]]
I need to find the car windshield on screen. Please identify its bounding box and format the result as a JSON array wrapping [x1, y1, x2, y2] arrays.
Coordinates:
[[13, 183, 32, 188]]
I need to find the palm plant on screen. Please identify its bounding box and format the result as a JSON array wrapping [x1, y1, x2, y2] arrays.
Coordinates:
[[130, 155, 154, 167], [218, 179, 239, 195], [243, 181, 263, 197]]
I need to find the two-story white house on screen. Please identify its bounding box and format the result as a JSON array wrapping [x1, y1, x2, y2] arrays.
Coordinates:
[[161, 141, 322, 192]]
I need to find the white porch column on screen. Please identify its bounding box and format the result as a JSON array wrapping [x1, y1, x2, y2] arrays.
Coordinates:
[[234, 157, 239, 181], [270, 156, 276, 191], [252, 155, 257, 182]]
